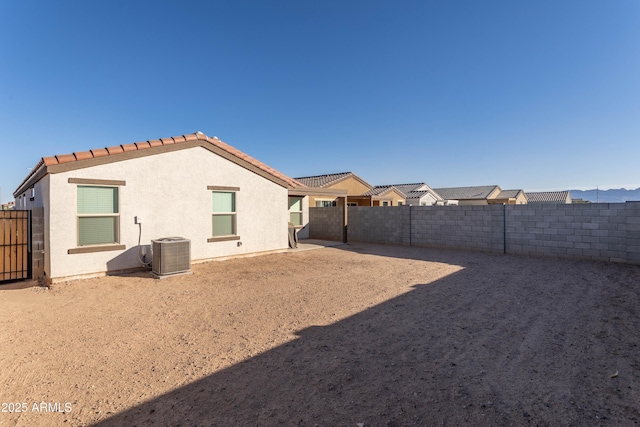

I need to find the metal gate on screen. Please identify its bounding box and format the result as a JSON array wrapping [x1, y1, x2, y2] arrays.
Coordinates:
[[0, 210, 31, 282]]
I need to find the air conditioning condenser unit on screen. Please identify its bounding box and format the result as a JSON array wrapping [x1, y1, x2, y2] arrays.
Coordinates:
[[152, 237, 191, 278]]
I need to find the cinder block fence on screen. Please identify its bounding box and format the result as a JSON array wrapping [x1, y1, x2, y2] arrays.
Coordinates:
[[309, 202, 640, 265]]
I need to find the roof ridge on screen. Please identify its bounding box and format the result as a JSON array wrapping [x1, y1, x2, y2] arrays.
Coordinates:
[[293, 172, 352, 180]]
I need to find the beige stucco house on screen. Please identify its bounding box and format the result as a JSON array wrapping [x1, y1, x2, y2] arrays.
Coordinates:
[[13, 132, 316, 282], [433, 185, 528, 205], [377, 183, 446, 206], [295, 172, 404, 206], [491, 189, 528, 205]]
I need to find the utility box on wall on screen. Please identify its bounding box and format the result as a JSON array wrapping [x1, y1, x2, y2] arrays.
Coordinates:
[[151, 237, 191, 278]]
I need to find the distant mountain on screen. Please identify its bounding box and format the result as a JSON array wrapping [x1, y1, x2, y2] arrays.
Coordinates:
[[569, 188, 640, 203]]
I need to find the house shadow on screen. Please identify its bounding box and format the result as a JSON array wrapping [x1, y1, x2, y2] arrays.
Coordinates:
[[105, 246, 153, 278], [92, 244, 637, 426]]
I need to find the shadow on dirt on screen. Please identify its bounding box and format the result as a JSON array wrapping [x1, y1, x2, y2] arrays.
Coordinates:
[[94, 244, 640, 426]]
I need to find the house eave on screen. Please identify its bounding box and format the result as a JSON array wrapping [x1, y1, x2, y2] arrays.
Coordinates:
[[14, 161, 47, 197], [288, 187, 348, 197], [15, 140, 293, 197]]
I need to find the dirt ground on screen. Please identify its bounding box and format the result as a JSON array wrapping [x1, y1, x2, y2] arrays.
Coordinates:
[[1, 242, 639, 426]]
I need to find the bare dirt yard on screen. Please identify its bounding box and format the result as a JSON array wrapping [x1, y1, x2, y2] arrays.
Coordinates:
[[1, 242, 639, 426]]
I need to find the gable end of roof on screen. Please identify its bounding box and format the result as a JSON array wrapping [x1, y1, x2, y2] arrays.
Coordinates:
[[15, 132, 304, 196]]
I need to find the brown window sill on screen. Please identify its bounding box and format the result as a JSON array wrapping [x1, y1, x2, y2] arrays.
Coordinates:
[[208, 236, 241, 243], [68, 244, 126, 254]]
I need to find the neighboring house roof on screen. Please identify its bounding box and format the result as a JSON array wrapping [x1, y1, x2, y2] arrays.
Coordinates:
[[15, 132, 306, 196], [380, 183, 427, 196], [496, 189, 525, 199], [406, 190, 437, 198], [433, 185, 501, 200], [361, 186, 403, 197], [381, 182, 444, 201], [294, 172, 373, 191], [526, 191, 572, 203]]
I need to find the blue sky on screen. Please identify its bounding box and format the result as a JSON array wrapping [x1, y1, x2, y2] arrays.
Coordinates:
[[1, 1, 639, 203]]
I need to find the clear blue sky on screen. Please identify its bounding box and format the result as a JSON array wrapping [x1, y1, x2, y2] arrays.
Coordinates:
[[1, 1, 639, 203]]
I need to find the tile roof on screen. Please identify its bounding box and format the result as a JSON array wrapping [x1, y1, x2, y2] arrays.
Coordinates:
[[294, 172, 356, 188], [433, 185, 501, 200], [386, 183, 428, 195], [17, 132, 305, 192], [378, 183, 444, 201], [526, 191, 571, 203], [496, 189, 524, 199], [361, 186, 402, 197]]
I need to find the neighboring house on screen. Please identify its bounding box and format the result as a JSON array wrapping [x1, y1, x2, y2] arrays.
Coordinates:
[[433, 185, 502, 205], [13, 132, 319, 282], [378, 182, 446, 206], [358, 186, 406, 206], [433, 185, 527, 205], [492, 189, 528, 205], [526, 191, 572, 204], [295, 172, 399, 206], [1, 201, 15, 210]]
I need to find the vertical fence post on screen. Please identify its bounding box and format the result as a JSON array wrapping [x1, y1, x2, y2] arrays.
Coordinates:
[[503, 204, 507, 254]]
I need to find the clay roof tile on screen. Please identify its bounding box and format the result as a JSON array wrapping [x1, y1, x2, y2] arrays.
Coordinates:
[[106, 146, 124, 155], [73, 151, 93, 161], [55, 154, 76, 164], [43, 156, 59, 166], [25, 131, 304, 191], [90, 148, 109, 158]]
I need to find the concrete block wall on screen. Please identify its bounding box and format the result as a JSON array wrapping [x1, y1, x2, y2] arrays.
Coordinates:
[[306, 203, 640, 265], [348, 206, 408, 245], [409, 205, 505, 253], [619, 202, 640, 264], [30, 207, 45, 282], [506, 202, 640, 264], [309, 206, 343, 241]]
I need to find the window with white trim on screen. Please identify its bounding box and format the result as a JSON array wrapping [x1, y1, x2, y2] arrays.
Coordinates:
[[288, 196, 303, 226], [212, 191, 236, 237], [77, 186, 119, 246], [315, 200, 336, 207]]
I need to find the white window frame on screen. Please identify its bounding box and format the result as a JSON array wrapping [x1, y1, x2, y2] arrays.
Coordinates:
[[288, 196, 304, 227], [76, 185, 120, 246], [208, 186, 241, 242], [67, 178, 126, 254]]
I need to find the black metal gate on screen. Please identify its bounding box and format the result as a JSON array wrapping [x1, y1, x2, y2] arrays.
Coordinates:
[[0, 210, 31, 283]]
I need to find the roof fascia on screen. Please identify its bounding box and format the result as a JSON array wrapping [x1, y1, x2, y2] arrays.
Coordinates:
[[14, 162, 46, 197], [288, 187, 348, 197], [32, 140, 290, 189]]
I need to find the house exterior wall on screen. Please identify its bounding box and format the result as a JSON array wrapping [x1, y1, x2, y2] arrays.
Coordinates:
[[515, 193, 528, 204], [45, 146, 288, 280], [386, 190, 406, 206], [407, 193, 438, 206], [327, 177, 371, 196]]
